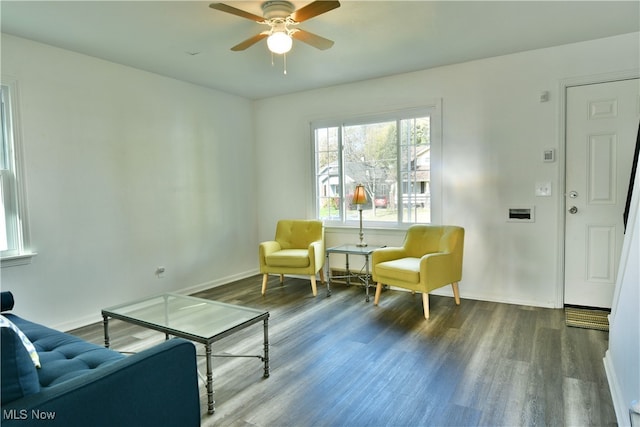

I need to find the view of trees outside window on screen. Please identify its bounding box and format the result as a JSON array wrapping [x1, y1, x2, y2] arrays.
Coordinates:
[[314, 112, 431, 225]]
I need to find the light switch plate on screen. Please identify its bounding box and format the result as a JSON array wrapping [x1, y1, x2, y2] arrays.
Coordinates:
[[535, 182, 552, 197]]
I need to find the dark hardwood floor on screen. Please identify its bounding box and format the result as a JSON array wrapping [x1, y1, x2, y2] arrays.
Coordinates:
[[71, 275, 615, 426]]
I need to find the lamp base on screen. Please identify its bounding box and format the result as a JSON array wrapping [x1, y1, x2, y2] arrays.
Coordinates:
[[356, 208, 367, 247]]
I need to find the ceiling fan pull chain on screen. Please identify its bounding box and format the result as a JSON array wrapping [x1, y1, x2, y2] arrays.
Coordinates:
[[283, 53, 287, 75]]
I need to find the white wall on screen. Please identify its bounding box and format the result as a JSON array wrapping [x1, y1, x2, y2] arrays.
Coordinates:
[[1, 32, 638, 330], [605, 162, 640, 426], [1, 34, 258, 330], [254, 32, 640, 308]]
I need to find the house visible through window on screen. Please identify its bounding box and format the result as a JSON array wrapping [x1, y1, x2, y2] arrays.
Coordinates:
[[313, 104, 441, 227], [1, 80, 32, 264]]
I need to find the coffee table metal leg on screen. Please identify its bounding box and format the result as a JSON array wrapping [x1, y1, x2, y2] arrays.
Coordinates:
[[263, 317, 270, 378], [205, 343, 215, 414], [102, 315, 110, 348]]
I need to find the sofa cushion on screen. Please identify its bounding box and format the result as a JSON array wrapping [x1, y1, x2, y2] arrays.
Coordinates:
[[1, 327, 41, 404], [0, 315, 41, 367], [266, 249, 311, 268], [4, 314, 125, 389], [375, 257, 421, 283]]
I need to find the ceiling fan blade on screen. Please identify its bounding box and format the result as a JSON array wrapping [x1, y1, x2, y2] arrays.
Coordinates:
[[291, 29, 334, 50], [209, 3, 265, 22], [291, 1, 341, 23], [231, 32, 269, 51]]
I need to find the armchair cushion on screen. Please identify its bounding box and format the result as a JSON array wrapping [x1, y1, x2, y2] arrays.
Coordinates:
[[266, 249, 311, 268], [375, 257, 421, 283]]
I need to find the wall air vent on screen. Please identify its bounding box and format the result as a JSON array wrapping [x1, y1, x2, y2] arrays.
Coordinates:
[[507, 207, 535, 222]]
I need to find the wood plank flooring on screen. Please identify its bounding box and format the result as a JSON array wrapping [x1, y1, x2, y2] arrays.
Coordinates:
[[70, 275, 615, 427]]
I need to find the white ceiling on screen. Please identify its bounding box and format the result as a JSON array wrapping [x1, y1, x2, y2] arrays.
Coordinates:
[[2, 1, 639, 100]]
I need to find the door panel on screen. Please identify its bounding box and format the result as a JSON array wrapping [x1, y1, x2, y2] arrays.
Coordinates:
[[564, 78, 640, 308], [588, 134, 616, 203]]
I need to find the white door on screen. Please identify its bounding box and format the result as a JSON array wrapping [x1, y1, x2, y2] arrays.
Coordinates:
[[564, 78, 640, 308]]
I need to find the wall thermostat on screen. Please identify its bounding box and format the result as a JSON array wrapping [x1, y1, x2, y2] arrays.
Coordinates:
[[543, 149, 555, 162]]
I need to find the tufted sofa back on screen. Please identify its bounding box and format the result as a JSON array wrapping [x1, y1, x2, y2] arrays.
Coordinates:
[[5, 314, 125, 391], [275, 220, 324, 249]]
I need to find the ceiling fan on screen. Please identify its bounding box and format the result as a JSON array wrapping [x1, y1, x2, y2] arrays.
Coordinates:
[[209, 1, 341, 55]]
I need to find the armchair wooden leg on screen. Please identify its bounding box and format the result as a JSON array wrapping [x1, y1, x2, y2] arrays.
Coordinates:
[[261, 274, 268, 295], [279, 274, 284, 284], [319, 268, 325, 284], [422, 293, 430, 319], [452, 282, 461, 305], [310, 276, 318, 296], [374, 282, 383, 305]]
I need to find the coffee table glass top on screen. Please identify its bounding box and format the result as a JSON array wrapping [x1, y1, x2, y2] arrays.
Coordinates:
[[102, 293, 267, 342], [326, 244, 385, 254]]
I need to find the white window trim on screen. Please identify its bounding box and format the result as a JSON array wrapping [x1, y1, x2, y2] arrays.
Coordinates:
[[1, 77, 35, 268], [311, 100, 442, 229]]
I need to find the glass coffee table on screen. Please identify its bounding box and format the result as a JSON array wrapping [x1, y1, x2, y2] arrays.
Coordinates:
[[101, 293, 269, 415]]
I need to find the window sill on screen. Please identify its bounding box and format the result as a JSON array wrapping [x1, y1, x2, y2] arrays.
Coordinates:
[[1, 252, 37, 268]]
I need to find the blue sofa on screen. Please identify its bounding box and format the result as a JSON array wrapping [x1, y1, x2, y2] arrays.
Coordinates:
[[0, 292, 201, 426]]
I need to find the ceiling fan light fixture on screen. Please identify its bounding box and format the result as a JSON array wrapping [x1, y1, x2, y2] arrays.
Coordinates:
[[267, 31, 292, 54]]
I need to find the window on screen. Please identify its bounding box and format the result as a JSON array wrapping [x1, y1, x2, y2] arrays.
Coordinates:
[[1, 79, 32, 265], [313, 104, 441, 227]]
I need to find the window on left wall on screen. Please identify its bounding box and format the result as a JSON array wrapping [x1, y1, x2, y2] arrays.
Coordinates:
[[1, 80, 34, 266]]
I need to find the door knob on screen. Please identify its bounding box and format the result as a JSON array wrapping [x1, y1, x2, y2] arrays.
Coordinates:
[[568, 206, 578, 214]]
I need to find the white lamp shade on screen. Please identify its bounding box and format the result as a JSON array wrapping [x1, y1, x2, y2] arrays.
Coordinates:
[[267, 31, 293, 54]]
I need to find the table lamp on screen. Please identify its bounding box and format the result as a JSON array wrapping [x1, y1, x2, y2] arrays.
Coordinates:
[[352, 184, 367, 247]]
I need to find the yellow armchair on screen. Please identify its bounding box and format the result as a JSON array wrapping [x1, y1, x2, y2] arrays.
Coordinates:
[[259, 220, 325, 296], [372, 225, 464, 319]]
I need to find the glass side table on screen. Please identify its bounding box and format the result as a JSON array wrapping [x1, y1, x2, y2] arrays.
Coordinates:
[[325, 244, 385, 302]]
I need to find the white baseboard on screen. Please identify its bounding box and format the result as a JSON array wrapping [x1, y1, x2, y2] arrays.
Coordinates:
[[429, 287, 558, 309], [176, 269, 260, 295], [604, 350, 629, 427]]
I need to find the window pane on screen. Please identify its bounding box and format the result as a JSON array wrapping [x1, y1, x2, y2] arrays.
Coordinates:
[[399, 117, 430, 223], [0, 87, 13, 252], [0, 174, 8, 251], [1, 83, 26, 258], [1, 87, 9, 170], [343, 121, 397, 223], [315, 127, 341, 221]]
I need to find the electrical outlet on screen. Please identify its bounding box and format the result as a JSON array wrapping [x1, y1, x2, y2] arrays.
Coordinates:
[[535, 182, 552, 197], [155, 266, 166, 278]]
